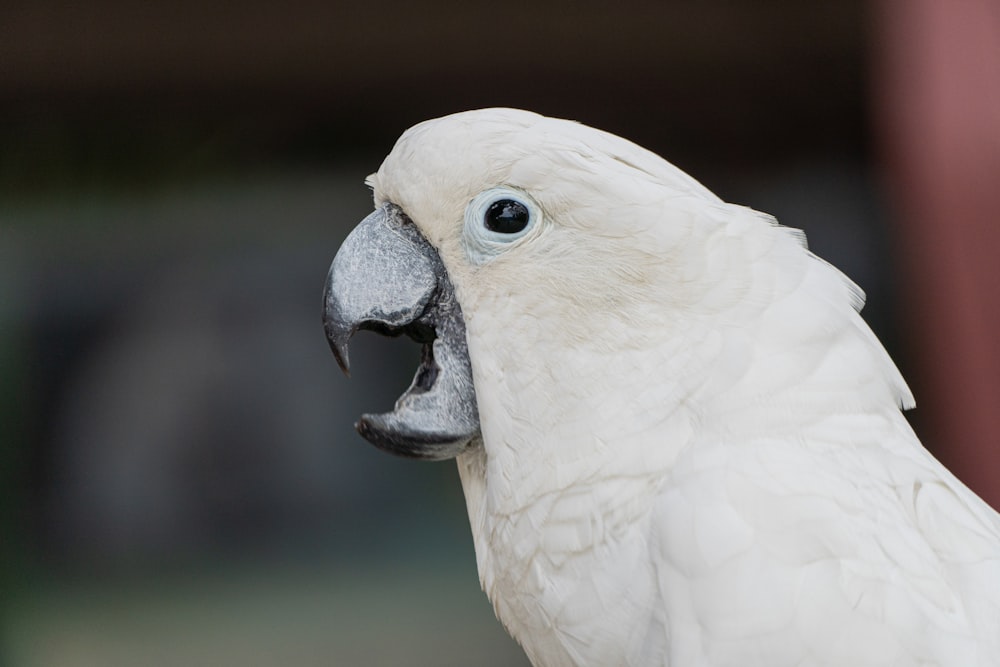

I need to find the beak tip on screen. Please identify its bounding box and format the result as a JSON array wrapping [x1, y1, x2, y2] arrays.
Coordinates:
[[323, 310, 353, 377], [337, 354, 352, 378], [328, 335, 352, 377]]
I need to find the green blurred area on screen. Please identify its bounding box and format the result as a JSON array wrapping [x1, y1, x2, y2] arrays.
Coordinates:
[[8, 561, 526, 667]]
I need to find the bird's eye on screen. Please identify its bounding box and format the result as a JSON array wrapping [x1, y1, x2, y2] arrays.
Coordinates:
[[484, 199, 530, 234], [463, 187, 543, 264]]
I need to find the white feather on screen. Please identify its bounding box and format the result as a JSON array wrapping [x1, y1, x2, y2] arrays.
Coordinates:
[[374, 109, 1000, 666]]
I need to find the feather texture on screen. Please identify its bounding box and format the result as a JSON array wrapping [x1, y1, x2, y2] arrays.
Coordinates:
[[372, 109, 1000, 666]]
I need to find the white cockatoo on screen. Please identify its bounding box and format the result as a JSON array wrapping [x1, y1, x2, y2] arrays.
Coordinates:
[[322, 108, 1000, 666]]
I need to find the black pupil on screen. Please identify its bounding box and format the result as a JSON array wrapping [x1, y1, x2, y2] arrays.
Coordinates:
[[484, 199, 530, 234]]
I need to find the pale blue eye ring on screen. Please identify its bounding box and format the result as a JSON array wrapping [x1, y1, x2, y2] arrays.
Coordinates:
[[463, 187, 542, 264]]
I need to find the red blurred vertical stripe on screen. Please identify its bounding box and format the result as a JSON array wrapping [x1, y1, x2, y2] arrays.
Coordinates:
[[873, 0, 1000, 508]]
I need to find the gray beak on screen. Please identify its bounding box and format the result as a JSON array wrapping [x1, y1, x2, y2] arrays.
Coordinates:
[[322, 203, 480, 460]]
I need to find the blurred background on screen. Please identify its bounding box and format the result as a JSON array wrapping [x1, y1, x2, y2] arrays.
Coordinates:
[[2, 1, 998, 665]]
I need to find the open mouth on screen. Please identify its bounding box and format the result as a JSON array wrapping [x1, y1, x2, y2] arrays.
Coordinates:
[[354, 320, 438, 394], [323, 203, 481, 461], [343, 306, 478, 460]]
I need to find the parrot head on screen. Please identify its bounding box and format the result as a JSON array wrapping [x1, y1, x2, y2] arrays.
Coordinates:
[[323, 107, 912, 476], [322, 108, 730, 462]]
